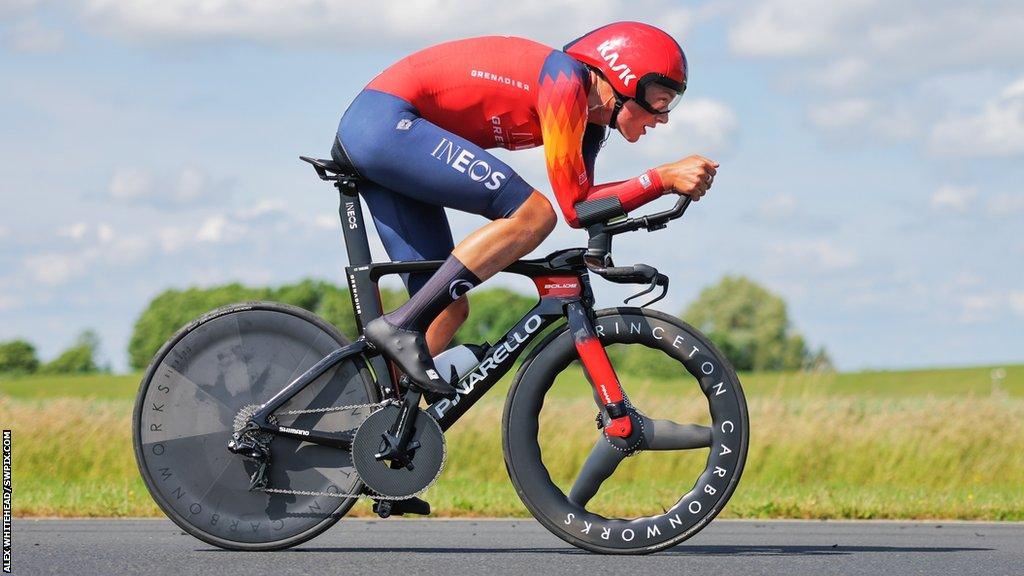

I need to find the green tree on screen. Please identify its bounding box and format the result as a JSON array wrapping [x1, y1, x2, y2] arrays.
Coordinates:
[[315, 284, 406, 340], [454, 287, 536, 346], [127, 276, 546, 371], [681, 275, 830, 372], [0, 339, 40, 374], [42, 330, 101, 374], [128, 283, 271, 369], [127, 278, 413, 369]]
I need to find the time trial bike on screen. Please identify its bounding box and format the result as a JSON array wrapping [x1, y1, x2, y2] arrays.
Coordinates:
[[132, 155, 748, 554]]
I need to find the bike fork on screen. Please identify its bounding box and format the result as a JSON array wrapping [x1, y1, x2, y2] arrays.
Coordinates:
[[566, 302, 632, 438]]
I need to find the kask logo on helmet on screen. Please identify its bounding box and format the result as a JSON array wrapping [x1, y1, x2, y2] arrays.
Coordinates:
[[595, 40, 637, 87]]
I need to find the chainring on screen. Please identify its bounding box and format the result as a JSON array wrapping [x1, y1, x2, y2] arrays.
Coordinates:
[[351, 405, 445, 499]]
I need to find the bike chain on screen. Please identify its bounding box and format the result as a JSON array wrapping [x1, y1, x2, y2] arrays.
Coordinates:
[[254, 398, 440, 501]]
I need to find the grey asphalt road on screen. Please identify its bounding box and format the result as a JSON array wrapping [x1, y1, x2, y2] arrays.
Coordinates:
[[12, 518, 1024, 576]]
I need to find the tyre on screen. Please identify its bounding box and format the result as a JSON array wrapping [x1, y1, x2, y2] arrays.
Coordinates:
[[503, 307, 748, 554], [133, 301, 377, 550]]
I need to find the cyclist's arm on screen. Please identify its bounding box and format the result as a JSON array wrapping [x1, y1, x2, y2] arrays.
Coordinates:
[[538, 62, 666, 228]]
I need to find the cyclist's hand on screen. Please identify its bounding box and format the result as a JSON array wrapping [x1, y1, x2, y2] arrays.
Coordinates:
[[655, 155, 719, 201]]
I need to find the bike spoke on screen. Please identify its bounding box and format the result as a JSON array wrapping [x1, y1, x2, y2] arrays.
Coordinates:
[[568, 436, 626, 508], [638, 413, 712, 451]]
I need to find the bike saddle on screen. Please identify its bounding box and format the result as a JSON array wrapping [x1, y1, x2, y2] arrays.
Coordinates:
[[300, 155, 360, 182]]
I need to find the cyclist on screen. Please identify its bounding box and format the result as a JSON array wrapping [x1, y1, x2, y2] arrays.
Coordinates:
[[333, 21, 719, 395]]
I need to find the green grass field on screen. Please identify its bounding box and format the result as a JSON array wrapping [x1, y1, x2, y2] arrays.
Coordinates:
[[2, 363, 1022, 519]]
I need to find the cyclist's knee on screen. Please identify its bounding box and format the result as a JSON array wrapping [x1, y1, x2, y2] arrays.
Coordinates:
[[513, 191, 556, 241]]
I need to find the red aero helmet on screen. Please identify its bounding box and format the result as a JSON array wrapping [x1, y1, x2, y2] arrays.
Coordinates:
[[564, 21, 688, 115]]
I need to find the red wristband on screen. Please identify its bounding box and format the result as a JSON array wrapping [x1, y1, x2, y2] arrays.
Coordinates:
[[643, 168, 665, 193]]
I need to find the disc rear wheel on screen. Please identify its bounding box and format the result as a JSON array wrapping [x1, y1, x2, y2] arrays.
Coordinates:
[[132, 302, 377, 550]]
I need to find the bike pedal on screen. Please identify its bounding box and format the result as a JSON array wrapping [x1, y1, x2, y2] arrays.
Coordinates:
[[373, 497, 431, 517], [373, 500, 393, 518]]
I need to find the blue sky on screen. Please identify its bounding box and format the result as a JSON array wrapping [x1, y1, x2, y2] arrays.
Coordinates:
[[1, 0, 1022, 372]]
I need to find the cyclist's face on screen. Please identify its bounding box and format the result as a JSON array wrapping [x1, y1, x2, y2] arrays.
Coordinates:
[[617, 99, 669, 143]]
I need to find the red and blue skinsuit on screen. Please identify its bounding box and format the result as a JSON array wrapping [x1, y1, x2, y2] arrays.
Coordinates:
[[334, 36, 665, 293]]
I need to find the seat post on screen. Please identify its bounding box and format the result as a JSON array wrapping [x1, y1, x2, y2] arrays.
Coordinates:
[[336, 178, 372, 267]]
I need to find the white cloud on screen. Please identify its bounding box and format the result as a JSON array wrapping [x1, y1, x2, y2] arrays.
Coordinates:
[[958, 294, 999, 324], [958, 291, 1024, 324], [174, 167, 206, 202], [726, 1, 1024, 151], [805, 97, 920, 142], [808, 98, 874, 131], [930, 184, 977, 213], [757, 193, 798, 220], [768, 240, 859, 271], [106, 235, 151, 265], [728, 1, 1024, 73], [97, 223, 115, 243], [641, 98, 739, 156], [157, 226, 190, 254], [59, 222, 90, 241], [195, 215, 247, 244], [80, 0, 695, 48], [4, 19, 64, 52], [155, 200, 301, 253], [728, 0, 872, 58], [23, 222, 153, 285], [238, 199, 287, 220], [0, 293, 17, 312], [313, 214, 337, 230], [0, 1, 41, 18], [108, 165, 216, 205], [24, 253, 89, 285], [986, 193, 1024, 216], [929, 77, 1024, 157], [1010, 293, 1024, 317], [57, 222, 118, 243], [813, 57, 869, 91], [108, 167, 152, 200]]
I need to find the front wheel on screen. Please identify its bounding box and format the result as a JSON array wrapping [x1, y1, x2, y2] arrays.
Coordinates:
[[503, 307, 748, 554]]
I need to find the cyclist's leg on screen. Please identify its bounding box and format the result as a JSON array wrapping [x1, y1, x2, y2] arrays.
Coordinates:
[[349, 176, 469, 356], [339, 89, 554, 275], [337, 89, 555, 390]]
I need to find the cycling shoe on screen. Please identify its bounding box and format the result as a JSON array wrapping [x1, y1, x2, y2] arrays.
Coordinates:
[[364, 317, 456, 396]]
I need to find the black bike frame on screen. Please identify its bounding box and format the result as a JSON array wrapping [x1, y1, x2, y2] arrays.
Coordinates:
[[251, 177, 601, 447]]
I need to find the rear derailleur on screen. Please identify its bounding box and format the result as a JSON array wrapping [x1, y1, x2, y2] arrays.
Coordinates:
[[227, 405, 276, 490]]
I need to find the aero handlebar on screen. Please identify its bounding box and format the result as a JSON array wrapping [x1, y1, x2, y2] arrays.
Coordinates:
[[580, 195, 694, 307]]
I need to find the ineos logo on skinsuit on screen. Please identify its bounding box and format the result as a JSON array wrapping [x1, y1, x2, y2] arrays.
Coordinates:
[[596, 40, 638, 86], [448, 279, 474, 300], [430, 138, 508, 191]]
